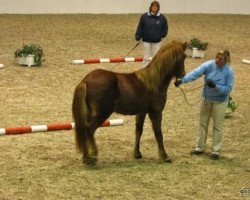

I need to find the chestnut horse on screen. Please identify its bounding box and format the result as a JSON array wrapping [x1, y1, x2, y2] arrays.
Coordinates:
[[72, 41, 187, 165]]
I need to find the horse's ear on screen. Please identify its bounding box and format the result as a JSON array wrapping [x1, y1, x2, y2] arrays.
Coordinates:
[[182, 42, 187, 50]]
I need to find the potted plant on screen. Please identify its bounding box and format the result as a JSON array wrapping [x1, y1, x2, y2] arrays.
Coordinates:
[[14, 43, 44, 67], [225, 95, 237, 117], [187, 37, 208, 58]]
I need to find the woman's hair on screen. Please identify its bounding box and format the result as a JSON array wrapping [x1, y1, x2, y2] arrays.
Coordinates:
[[217, 50, 231, 63], [149, 1, 160, 13]]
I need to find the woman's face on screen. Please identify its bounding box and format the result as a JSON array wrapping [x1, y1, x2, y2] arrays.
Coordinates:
[[151, 5, 159, 14], [215, 54, 226, 67]]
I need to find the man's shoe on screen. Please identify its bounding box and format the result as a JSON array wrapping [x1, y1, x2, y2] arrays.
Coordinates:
[[190, 149, 204, 155], [210, 154, 220, 160]]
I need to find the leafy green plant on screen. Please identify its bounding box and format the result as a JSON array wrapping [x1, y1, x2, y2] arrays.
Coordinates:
[[187, 37, 208, 50], [227, 96, 237, 112], [14, 43, 44, 66]]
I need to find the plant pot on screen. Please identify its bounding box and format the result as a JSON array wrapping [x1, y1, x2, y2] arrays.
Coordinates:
[[192, 48, 205, 58], [187, 48, 205, 58], [18, 54, 36, 67], [186, 49, 192, 57]]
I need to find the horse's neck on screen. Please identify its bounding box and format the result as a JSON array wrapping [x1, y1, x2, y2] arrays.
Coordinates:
[[136, 62, 172, 93], [160, 74, 173, 92]]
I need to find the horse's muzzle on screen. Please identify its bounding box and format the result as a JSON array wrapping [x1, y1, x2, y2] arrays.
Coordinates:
[[178, 71, 186, 79]]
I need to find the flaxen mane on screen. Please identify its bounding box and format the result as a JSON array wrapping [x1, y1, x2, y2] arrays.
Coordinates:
[[135, 41, 184, 92]]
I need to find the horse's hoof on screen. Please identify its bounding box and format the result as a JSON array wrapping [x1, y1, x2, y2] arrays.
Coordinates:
[[134, 151, 142, 159], [164, 158, 172, 163], [83, 157, 97, 165], [135, 154, 142, 159]]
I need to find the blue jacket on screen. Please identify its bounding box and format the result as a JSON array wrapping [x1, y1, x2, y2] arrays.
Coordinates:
[[181, 60, 234, 102], [135, 12, 168, 43]]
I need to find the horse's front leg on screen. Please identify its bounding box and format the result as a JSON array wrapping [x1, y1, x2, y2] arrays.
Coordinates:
[[148, 112, 172, 163], [134, 113, 146, 159]]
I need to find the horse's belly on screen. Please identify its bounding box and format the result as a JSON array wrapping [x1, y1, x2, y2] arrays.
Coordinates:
[[114, 101, 147, 115]]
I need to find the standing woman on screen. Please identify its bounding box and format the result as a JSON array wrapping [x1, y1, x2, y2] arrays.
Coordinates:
[[135, 1, 168, 67], [174, 50, 234, 160]]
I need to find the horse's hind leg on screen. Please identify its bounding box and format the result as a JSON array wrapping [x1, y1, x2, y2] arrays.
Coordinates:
[[149, 112, 172, 163], [89, 129, 98, 163], [82, 132, 91, 165], [82, 128, 98, 165], [134, 113, 146, 159]]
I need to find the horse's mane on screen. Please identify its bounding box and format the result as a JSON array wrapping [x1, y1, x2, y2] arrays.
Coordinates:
[[135, 41, 184, 92]]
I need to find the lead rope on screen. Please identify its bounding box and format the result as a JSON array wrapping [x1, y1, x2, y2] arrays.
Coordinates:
[[113, 41, 141, 68], [177, 84, 206, 106], [123, 41, 141, 58], [178, 79, 221, 106]]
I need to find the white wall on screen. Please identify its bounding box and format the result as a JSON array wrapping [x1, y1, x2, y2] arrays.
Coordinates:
[[0, 0, 249, 14]]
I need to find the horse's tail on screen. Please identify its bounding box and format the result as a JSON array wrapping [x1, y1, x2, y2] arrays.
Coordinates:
[[72, 82, 89, 153]]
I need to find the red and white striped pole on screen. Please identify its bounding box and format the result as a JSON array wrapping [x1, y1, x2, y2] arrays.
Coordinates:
[[0, 119, 124, 136], [72, 57, 143, 64]]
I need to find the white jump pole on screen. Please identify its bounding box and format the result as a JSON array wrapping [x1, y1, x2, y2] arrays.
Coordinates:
[[0, 119, 124, 136], [72, 57, 143, 64], [242, 59, 250, 64]]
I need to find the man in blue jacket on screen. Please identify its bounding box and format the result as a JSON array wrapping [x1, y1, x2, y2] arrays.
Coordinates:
[[174, 50, 234, 160], [135, 1, 168, 67]]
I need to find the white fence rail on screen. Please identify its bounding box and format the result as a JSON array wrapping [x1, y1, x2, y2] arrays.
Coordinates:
[[0, 0, 249, 14]]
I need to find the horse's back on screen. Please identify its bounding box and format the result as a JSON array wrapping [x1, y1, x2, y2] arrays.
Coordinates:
[[81, 69, 149, 115], [82, 68, 116, 89]]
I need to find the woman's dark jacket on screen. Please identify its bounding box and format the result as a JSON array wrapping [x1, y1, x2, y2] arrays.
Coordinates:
[[135, 12, 168, 43]]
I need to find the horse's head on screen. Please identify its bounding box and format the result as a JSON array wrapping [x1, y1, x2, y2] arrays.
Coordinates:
[[172, 41, 187, 80]]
